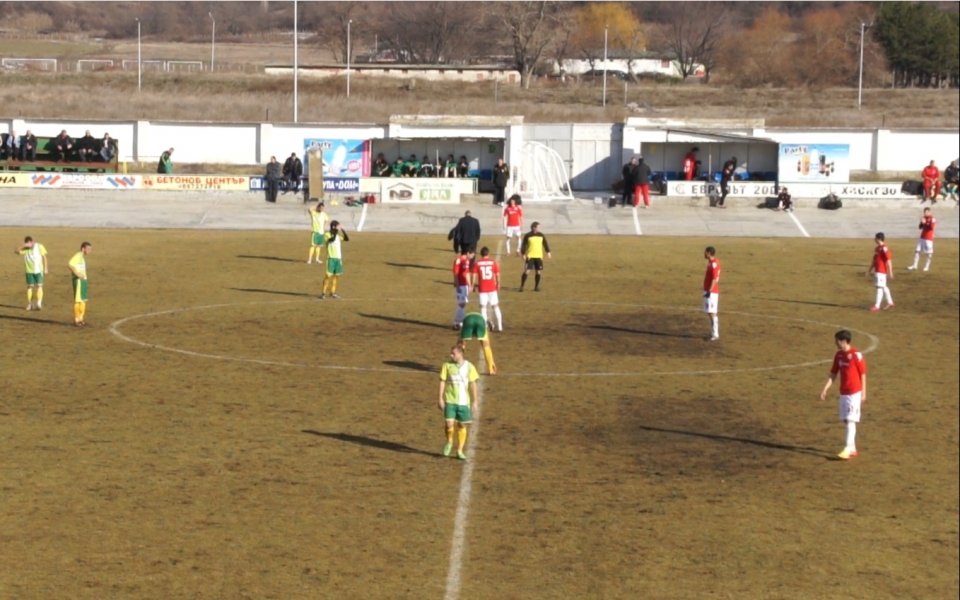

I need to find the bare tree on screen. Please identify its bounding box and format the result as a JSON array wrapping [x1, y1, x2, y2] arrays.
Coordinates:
[[498, 0, 561, 89], [660, 2, 729, 82], [377, 2, 482, 64]]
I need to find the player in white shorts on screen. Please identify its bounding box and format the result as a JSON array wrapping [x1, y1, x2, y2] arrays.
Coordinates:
[[907, 208, 936, 272], [472, 246, 503, 331], [702, 246, 721, 341], [502, 195, 524, 256]]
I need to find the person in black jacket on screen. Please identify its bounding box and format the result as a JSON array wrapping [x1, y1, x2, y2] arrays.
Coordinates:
[[373, 153, 392, 177], [634, 157, 652, 208], [620, 157, 638, 207], [76, 130, 97, 162], [282, 152, 303, 193], [718, 156, 736, 208], [53, 130, 74, 162], [448, 210, 481, 254], [264, 156, 282, 203], [492, 158, 509, 205]]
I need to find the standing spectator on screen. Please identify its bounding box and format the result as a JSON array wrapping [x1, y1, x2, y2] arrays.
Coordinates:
[[457, 155, 469, 177], [681, 146, 700, 181], [1, 131, 19, 160], [437, 344, 480, 460], [718, 156, 736, 208], [633, 156, 652, 208], [307, 200, 329, 264], [776, 187, 793, 212], [452, 248, 474, 330], [14, 236, 48, 311], [473, 246, 503, 332], [98, 133, 116, 163], [620, 157, 638, 207], [502, 195, 524, 256], [921, 160, 942, 202], [372, 153, 392, 177], [320, 221, 349, 299], [264, 155, 282, 203], [282, 152, 303, 193], [867, 232, 894, 312], [906, 208, 936, 272], [492, 158, 509, 205], [20, 130, 37, 161], [449, 210, 481, 254], [519, 221, 551, 292], [703, 246, 721, 341], [53, 129, 74, 162], [819, 329, 867, 460], [444, 154, 457, 178], [68, 241, 92, 327], [76, 130, 97, 162], [944, 159, 959, 201], [157, 148, 174, 174]]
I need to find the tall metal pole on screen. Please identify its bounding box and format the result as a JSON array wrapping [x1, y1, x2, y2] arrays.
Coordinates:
[[293, 0, 299, 122], [209, 12, 216, 72], [602, 26, 608, 108], [857, 22, 865, 110], [346, 19, 353, 98], [136, 18, 141, 92]]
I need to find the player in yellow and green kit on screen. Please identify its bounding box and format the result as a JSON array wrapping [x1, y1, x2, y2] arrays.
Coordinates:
[[68, 241, 92, 327], [307, 200, 329, 265], [519, 221, 552, 292], [438, 344, 479, 460], [458, 312, 497, 375], [320, 220, 349, 299], [14, 236, 48, 310]]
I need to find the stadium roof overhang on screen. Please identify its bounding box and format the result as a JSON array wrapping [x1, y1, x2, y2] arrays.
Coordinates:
[[660, 127, 779, 146]]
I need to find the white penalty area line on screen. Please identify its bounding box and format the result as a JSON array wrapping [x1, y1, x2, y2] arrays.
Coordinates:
[[632, 205, 643, 235], [787, 210, 810, 238], [444, 351, 485, 600]]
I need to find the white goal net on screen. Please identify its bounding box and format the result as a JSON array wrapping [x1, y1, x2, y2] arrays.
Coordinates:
[[1, 57, 57, 71], [515, 141, 574, 202]]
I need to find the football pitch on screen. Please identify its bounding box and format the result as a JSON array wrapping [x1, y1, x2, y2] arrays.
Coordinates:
[[1, 228, 957, 600]]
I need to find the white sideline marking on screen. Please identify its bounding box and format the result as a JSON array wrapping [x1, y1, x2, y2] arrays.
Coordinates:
[[632, 205, 643, 235], [357, 201, 369, 232], [787, 210, 811, 238], [443, 351, 485, 600]]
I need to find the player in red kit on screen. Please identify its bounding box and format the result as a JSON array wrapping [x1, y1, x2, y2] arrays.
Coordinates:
[[867, 232, 894, 312], [452, 249, 474, 329], [907, 208, 936, 272], [473, 246, 503, 331], [820, 329, 867, 460], [703, 246, 721, 341], [502, 195, 524, 256], [921, 160, 941, 202], [681, 147, 699, 181]]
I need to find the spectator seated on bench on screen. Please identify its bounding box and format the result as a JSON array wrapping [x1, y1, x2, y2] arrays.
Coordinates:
[[76, 130, 98, 162], [20, 130, 38, 161], [53, 129, 75, 162], [0, 131, 20, 160], [99, 133, 117, 163]]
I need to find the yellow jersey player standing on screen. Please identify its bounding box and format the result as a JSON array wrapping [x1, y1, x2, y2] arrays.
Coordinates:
[[307, 200, 329, 265], [68, 241, 92, 327], [320, 220, 349, 299], [438, 344, 479, 460], [519, 221, 551, 292], [14, 236, 48, 310]]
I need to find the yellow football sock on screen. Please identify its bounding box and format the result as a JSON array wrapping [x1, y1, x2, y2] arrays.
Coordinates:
[[26, 288, 33, 304], [36, 288, 43, 304], [483, 344, 496, 374], [79, 302, 86, 321], [445, 424, 454, 445], [73, 303, 82, 322], [331, 276, 339, 294], [457, 424, 468, 452], [322, 276, 331, 295]]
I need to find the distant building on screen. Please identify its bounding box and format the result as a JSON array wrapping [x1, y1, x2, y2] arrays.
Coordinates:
[[264, 63, 521, 85], [553, 50, 704, 80]]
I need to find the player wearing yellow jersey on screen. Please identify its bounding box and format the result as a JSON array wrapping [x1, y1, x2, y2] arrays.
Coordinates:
[[320, 221, 349, 299], [438, 344, 479, 460], [519, 221, 551, 292], [14, 236, 48, 310], [68, 241, 92, 327], [307, 200, 329, 265], [458, 312, 497, 375]]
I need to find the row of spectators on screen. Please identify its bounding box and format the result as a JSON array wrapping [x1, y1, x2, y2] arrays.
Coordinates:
[[372, 153, 471, 178], [0, 130, 117, 163]]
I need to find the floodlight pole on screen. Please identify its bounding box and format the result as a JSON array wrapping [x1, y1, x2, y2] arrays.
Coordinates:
[[857, 22, 865, 110], [293, 0, 299, 122], [347, 19, 353, 98], [136, 18, 141, 92], [209, 12, 216, 72], [602, 26, 608, 108]]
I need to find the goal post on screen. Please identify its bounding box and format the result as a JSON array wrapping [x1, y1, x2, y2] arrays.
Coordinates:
[[515, 141, 574, 202]]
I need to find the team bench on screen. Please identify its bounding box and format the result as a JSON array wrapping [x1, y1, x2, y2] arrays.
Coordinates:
[[0, 134, 120, 173]]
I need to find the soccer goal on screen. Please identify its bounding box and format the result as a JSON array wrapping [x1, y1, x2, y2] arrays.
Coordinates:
[[516, 141, 574, 202], [77, 59, 115, 72], [1, 57, 57, 72]]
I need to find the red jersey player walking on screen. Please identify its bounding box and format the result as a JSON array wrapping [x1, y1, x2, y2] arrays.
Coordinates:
[[473, 246, 503, 331], [907, 208, 936, 272], [502, 195, 524, 256], [820, 329, 867, 460], [452, 249, 474, 329], [702, 246, 720, 341], [867, 232, 894, 312]]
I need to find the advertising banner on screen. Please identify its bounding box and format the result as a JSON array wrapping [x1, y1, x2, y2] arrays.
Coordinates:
[[380, 179, 460, 204], [141, 175, 249, 191], [667, 180, 910, 199], [0, 173, 33, 188], [778, 143, 850, 183], [302, 138, 371, 181]]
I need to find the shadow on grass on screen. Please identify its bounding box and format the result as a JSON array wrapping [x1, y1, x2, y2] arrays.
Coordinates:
[[358, 312, 449, 330], [301, 430, 437, 458], [637, 424, 829, 459], [383, 360, 437, 372], [580, 324, 700, 339], [755, 296, 850, 308], [236, 254, 300, 263], [0, 312, 69, 326], [385, 261, 446, 271], [229, 287, 314, 298]]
